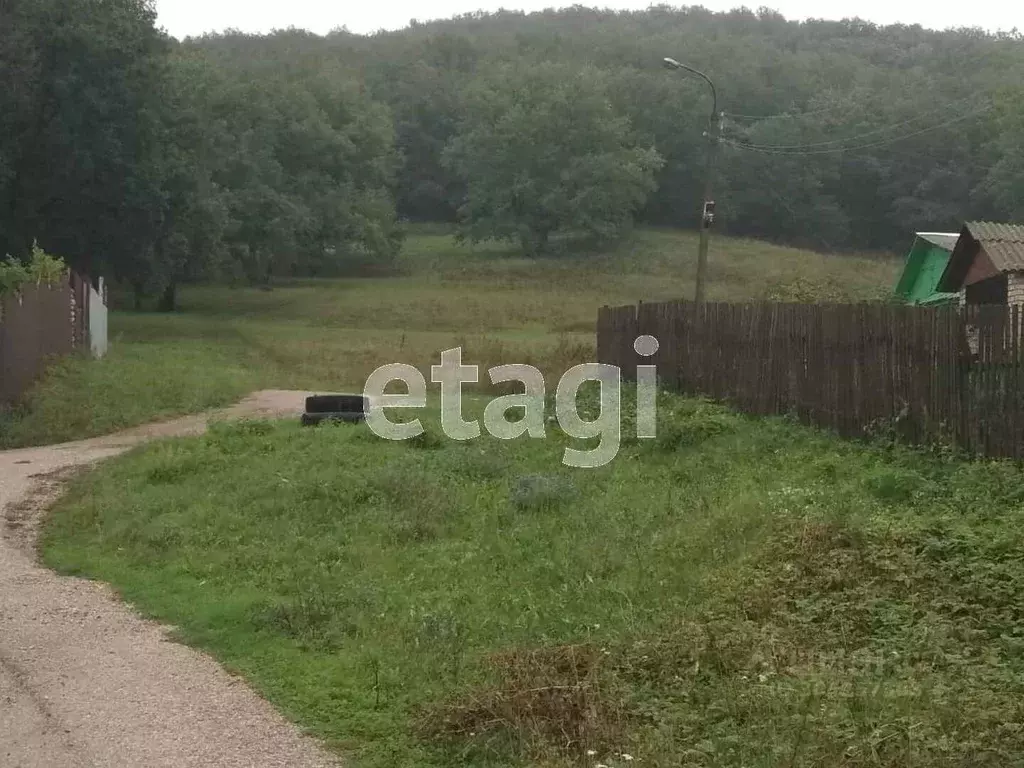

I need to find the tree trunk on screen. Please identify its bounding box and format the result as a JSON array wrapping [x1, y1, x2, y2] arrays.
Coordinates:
[[157, 282, 177, 312]]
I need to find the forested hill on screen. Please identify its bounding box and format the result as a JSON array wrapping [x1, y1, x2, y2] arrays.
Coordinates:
[[324, 7, 1023, 251], [2, 2, 1022, 306]]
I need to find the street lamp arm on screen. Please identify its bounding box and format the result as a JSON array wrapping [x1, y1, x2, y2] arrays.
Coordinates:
[[659, 57, 716, 118]]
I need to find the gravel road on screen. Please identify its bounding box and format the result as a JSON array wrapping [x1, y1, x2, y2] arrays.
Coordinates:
[[0, 391, 340, 767]]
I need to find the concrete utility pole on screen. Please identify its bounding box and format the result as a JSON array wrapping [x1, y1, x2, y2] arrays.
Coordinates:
[[663, 58, 720, 304]]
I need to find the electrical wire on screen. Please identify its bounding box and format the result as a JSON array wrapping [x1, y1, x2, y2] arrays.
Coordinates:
[[725, 103, 852, 120], [724, 94, 982, 150], [720, 104, 992, 156]]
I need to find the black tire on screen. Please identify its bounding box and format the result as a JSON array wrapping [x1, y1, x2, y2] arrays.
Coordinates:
[[305, 394, 368, 414], [301, 411, 365, 426]]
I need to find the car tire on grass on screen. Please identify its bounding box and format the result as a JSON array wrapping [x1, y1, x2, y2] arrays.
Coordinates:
[[305, 394, 369, 414]]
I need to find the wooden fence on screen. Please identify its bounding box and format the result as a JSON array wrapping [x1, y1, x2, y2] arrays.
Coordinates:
[[0, 273, 90, 405], [597, 299, 1024, 458]]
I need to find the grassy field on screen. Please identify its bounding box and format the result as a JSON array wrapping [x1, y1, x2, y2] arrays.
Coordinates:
[[0, 227, 898, 447], [16, 228, 1024, 765], [41, 398, 1024, 767]]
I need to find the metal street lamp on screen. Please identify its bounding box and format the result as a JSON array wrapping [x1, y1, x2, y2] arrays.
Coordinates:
[[663, 57, 720, 304]]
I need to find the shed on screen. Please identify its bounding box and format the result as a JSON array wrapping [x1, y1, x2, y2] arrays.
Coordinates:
[[894, 232, 959, 306], [937, 222, 1024, 305]]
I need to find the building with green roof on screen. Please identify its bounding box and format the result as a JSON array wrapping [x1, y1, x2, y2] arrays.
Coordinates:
[[894, 232, 959, 306]]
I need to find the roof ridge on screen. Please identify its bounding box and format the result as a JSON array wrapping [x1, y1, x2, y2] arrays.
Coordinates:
[[966, 221, 1024, 244]]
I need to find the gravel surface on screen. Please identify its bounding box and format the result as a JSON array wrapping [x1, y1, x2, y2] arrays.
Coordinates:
[[0, 391, 340, 767]]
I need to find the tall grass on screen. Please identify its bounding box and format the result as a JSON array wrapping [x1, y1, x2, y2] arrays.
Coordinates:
[[1, 227, 899, 447]]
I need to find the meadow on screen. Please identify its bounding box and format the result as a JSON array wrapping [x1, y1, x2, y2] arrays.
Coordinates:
[[0, 227, 897, 447], [28, 228, 1024, 768]]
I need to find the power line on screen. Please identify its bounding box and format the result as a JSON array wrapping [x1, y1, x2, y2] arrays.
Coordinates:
[[719, 104, 992, 156], [725, 103, 851, 121], [724, 94, 982, 151]]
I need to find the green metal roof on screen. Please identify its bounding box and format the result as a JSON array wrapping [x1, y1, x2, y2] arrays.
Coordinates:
[[894, 232, 958, 306]]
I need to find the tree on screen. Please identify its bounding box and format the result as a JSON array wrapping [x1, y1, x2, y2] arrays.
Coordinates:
[[2, 18, 404, 307], [979, 88, 1024, 222], [719, 112, 851, 248], [203, 65, 402, 284], [7, 3, 1024, 288], [368, 33, 477, 222], [130, 37, 404, 308], [143, 47, 231, 310], [443, 63, 662, 255], [0, 0, 167, 279], [351, 7, 1022, 252], [378, 59, 465, 223]]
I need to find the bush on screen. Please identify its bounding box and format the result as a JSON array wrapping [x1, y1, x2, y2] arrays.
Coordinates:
[[0, 256, 30, 295], [0, 241, 68, 296]]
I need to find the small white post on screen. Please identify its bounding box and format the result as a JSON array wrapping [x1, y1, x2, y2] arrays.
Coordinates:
[[89, 276, 108, 358]]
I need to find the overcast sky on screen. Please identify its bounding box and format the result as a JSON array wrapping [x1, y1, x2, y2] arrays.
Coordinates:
[[154, 1, 1021, 39]]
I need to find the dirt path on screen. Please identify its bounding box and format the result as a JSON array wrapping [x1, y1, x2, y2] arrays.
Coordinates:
[[0, 391, 340, 767]]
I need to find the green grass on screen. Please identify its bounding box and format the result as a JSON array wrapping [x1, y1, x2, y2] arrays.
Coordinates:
[[0, 336, 256, 448], [0, 227, 898, 448], [40, 397, 1024, 767], [23, 227, 1024, 765]]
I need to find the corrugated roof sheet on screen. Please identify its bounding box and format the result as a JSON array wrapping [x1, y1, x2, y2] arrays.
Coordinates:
[[966, 221, 1024, 272], [915, 232, 959, 251]]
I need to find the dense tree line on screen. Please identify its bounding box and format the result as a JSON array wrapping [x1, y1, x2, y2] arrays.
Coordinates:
[[0, 0, 400, 308], [354, 7, 1023, 251], [2, 3, 1023, 306]]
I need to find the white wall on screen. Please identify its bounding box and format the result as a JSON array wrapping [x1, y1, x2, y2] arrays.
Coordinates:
[[89, 277, 108, 358]]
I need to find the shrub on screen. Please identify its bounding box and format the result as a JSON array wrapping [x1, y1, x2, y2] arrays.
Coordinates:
[[0, 256, 30, 295], [0, 241, 68, 296]]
